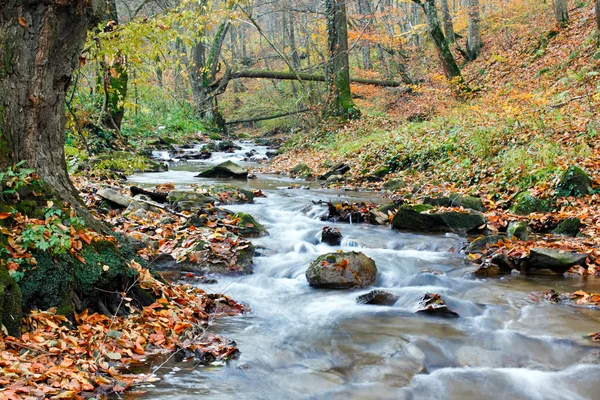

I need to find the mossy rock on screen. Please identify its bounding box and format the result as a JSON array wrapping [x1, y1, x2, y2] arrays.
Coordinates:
[[552, 218, 581, 236], [382, 179, 405, 191], [234, 212, 268, 237], [466, 235, 506, 254], [18, 235, 152, 316], [391, 204, 486, 233], [208, 132, 223, 140], [181, 242, 255, 275], [290, 163, 313, 178], [306, 251, 377, 289], [208, 185, 255, 204], [0, 264, 22, 337], [373, 166, 390, 178], [197, 161, 248, 179], [423, 194, 485, 212], [168, 191, 216, 211], [507, 221, 529, 240], [509, 192, 550, 216], [523, 248, 587, 274], [556, 166, 592, 197]]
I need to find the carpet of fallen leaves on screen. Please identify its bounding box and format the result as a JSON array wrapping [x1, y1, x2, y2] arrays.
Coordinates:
[[0, 261, 245, 399]]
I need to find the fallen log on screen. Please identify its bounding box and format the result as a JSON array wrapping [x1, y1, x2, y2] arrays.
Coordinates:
[[130, 186, 168, 203], [225, 108, 312, 125], [229, 70, 407, 88]]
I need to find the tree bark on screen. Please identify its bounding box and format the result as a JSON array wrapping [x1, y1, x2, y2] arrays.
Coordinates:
[[555, 0, 569, 28], [440, 0, 455, 44], [412, 0, 467, 90], [229, 70, 407, 87], [0, 0, 104, 230], [325, 0, 358, 118], [357, 0, 373, 70], [467, 0, 482, 60]]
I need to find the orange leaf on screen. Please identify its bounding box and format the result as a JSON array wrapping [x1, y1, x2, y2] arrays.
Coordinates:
[[18, 16, 28, 27]]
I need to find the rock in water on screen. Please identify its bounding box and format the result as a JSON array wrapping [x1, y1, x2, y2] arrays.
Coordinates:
[[415, 293, 459, 318], [391, 204, 486, 233], [321, 227, 342, 246], [523, 248, 587, 274], [356, 290, 398, 305], [465, 235, 505, 254], [234, 212, 268, 237], [97, 188, 132, 208], [306, 251, 377, 289], [197, 161, 248, 179]]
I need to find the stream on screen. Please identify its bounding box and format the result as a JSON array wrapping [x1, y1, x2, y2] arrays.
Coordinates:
[[129, 142, 600, 400]]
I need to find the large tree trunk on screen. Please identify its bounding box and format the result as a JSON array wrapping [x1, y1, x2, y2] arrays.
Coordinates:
[[466, 0, 482, 60], [555, 0, 569, 28], [325, 0, 358, 118], [413, 0, 467, 90], [440, 0, 455, 44], [357, 0, 373, 70], [0, 0, 104, 230]]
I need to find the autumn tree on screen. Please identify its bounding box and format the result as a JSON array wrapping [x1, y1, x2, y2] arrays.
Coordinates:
[[555, 0, 569, 27], [466, 0, 482, 60], [0, 0, 104, 227], [325, 0, 358, 118], [439, 0, 455, 44], [411, 0, 467, 89]]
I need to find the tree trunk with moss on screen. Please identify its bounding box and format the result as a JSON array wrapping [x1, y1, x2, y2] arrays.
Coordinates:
[[595, 0, 600, 45], [439, 0, 455, 44], [412, 0, 467, 90], [555, 0, 569, 28], [466, 0, 482, 60], [325, 0, 358, 118], [0, 0, 105, 231]]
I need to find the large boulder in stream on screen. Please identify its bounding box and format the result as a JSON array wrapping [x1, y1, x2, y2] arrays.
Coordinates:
[[522, 248, 587, 274], [197, 161, 248, 179], [306, 251, 377, 289], [392, 204, 486, 234]]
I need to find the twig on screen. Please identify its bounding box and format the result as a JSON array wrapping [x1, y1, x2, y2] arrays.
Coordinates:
[[548, 95, 586, 109]]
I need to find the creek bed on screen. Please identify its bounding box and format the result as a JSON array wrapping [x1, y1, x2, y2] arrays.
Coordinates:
[[128, 142, 600, 400]]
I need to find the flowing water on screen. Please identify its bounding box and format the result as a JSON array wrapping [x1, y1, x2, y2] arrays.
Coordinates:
[[129, 142, 600, 400]]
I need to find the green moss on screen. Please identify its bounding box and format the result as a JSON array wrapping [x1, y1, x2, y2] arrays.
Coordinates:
[[552, 218, 581, 236], [556, 165, 592, 196], [507, 221, 529, 240], [0, 264, 22, 337], [509, 192, 550, 215], [234, 212, 268, 237]]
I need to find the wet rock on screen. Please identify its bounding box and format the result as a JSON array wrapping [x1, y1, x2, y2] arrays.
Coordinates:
[[306, 251, 377, 289], [491, 253, 517, 274], [181, 242, 255, 275], [254, 138, 271, 146], [197, 161, 248, 179], [208, 185, 255, 204], [552, 218, 581, 236], [423, 194, 486, 212], [465, 235, 505, 254], [356, 290, 398, 305], [523, 248, 587, 274], [556, 165, 592, 196], [318, 163, 350, 180], [509, 192, 550, 216], [97, 188, 131, 208], [507, 221, 529, 240], [382, 179, 405, 191], [234, 212, 268, 237], [391, 204, 486, 233], [151, 253, 180, 271], [321, 227, 342, 246], [178, 150, 212, 160], [217, 140, 242, 152], [415, 293, 459, 318], [325, 174, 344, 183], [168, 191, 216, 211], [472, 264, 500, 277]]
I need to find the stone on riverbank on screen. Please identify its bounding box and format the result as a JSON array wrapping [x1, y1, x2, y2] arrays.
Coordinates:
[[509, 192, 550, 216], [197, 161, 248, 179], [556, 165, 592, 196], [98, 188, 131, 208], [168, 191, 216, 211], [234, 212, 268, 237], [391, 204, 486, 233], [552, 218, 582, 237], [523, 248, 587, 274], [507, 221, 529, 240], [306, 251, 377, 289], [466, 235, 505, 254], [423, 194, 486, 212]]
